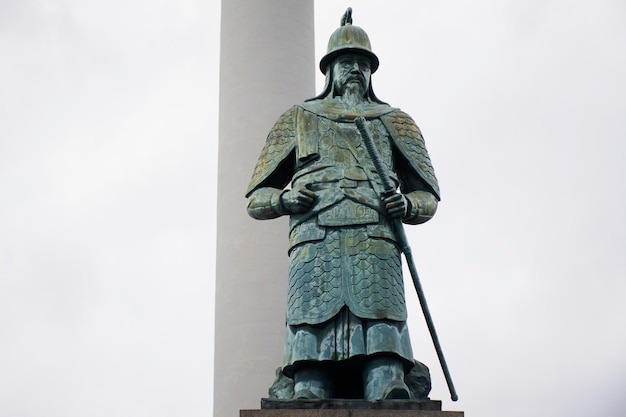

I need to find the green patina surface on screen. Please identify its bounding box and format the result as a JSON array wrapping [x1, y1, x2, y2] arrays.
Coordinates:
[[246, 8, 447, 402]]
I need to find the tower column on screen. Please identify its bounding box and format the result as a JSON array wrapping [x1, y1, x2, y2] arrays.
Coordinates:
[[215, 1, 315, 417]]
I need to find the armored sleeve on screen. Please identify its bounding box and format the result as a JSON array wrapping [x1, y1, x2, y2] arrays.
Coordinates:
[[403, 191, 438, 225], [380, 110, 440, 224], [247, 187, 289, 220], [381, 110, 440, 200], [245, 107, 298, 198]]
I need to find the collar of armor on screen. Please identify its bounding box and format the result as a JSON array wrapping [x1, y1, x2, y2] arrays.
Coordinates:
[[298, 99, 397, 122]]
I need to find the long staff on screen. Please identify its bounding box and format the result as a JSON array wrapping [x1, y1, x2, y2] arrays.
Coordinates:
[[354, 116, 458, 402]]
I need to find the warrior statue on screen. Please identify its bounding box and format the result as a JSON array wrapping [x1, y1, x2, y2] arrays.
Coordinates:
[[246, 8, 440, 401]]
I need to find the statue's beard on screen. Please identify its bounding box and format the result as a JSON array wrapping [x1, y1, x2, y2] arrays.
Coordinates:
[[335, 81, 367, 107]]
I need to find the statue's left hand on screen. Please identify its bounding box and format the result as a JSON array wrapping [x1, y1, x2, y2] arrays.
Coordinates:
[[383, 193, 408, 219]]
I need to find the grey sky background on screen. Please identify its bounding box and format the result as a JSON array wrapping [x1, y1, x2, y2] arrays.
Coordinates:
[[1, 1, 625, 417]]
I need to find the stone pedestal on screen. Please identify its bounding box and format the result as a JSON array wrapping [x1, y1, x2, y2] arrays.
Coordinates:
[[242, 408, 463, 417], [241, 400, 464, 417]]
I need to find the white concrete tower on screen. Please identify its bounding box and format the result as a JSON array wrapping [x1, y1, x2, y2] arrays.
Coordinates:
[[215, 1, 315, 417]]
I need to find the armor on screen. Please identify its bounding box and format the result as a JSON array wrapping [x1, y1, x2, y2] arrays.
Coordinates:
[[247, 103, 439, 326]]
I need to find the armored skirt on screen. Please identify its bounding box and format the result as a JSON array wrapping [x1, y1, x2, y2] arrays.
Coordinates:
[[282, 226, 414, 376]]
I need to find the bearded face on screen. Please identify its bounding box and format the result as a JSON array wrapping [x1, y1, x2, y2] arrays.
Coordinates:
[[331, 53, 372, 99]]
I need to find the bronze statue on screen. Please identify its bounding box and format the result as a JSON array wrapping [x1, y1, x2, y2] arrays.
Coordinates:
[[246, 8, 442, 401]]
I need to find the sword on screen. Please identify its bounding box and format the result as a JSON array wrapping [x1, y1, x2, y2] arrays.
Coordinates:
[[354, 116, 458, 402]]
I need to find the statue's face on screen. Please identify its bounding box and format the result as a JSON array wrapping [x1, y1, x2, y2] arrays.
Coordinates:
[[331, 53, 371, 97]]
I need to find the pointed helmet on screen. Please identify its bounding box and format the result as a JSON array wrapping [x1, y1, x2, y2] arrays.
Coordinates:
[[319, 8, 379, 74]]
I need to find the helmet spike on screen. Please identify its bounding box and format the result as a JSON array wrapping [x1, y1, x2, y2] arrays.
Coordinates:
[[341, 7, 353, 26]]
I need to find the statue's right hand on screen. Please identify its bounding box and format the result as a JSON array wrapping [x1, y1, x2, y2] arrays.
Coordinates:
[[280, 188, 316, 214]]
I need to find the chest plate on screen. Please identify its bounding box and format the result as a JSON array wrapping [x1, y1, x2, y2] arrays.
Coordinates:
[[290, 117, 397, 228]]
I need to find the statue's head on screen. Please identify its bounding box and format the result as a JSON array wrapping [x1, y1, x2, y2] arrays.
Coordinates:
[[308, 8, 385, 104], [319, 7, 379, 75], [330, 53, 371, 100]]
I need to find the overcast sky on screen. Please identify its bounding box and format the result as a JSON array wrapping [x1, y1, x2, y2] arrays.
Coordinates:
[[1, 1, 625, 417]]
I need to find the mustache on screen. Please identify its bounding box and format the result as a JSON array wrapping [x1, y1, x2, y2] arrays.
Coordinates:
[[343, 73, 365, 84]]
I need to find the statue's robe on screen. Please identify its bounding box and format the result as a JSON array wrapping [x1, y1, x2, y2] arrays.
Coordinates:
[[246, 98, 440, 377]]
